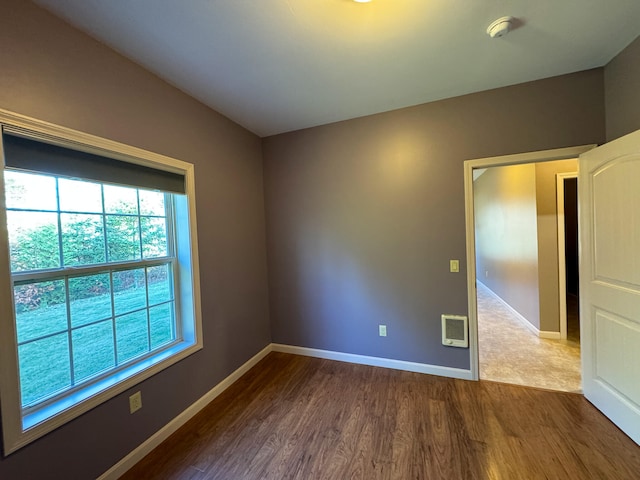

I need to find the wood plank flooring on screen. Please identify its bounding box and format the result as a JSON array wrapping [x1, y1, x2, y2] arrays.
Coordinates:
[[120, 352, 640, 479]]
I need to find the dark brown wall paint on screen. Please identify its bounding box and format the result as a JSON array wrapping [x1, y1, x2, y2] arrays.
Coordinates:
[[0, 1, 270, 478], [605, 35, 640, 141], [263, 70, 605, 369]]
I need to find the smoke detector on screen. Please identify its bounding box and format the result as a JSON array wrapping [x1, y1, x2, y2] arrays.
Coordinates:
[[487, 16, 514, 38]]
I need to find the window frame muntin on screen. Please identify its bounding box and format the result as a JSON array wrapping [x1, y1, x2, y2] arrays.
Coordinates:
[[14, 258, 180, 411], [0, 109, 202, 455]]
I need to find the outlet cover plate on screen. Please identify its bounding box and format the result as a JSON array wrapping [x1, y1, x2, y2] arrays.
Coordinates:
[[129, 391, 142, 414]]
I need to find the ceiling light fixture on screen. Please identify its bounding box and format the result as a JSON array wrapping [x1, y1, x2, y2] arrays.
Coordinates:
[[487, 16, 514, 38], [353, 0, 372, 3]]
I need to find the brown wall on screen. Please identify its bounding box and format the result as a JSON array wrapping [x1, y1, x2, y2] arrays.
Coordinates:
[[535, 159, 578, 333], [263, 70, 605, 369], [475, 164, 541, 328], [0, 1, 270, 478], [4, 1, 639, 477], [605, 35, 640, 141]]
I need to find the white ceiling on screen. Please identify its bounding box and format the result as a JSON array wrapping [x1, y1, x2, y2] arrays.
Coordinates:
[[34, 0, 640, 137]]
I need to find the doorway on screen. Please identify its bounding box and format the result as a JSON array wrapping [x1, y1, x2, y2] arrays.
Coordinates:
[[463, 145, 596, 388], [557, 174, 579, 343]]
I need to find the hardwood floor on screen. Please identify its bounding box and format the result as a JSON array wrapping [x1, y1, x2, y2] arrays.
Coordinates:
[[121, 352, 640, 480]]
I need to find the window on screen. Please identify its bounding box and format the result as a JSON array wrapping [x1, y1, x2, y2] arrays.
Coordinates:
[[0, 113, 202, 454]]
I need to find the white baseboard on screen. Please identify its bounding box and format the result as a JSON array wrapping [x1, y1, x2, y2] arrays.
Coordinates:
[[539, 331, 562, 339], [97, 344, 273, 480], [99, 342, 472, 478], [271, 344, 473, 380], [478, 281, 561, 339]]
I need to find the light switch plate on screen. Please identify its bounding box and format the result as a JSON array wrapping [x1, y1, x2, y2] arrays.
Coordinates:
[[450, 259, 460, 273]]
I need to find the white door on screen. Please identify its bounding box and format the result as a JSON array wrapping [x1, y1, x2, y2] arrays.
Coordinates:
[[579, 129, 640, 444]]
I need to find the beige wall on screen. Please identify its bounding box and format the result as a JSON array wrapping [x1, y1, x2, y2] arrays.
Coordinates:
[[474, 164, 541, 328], [535, 159, 578, 332], [0, 2, 270, 478]]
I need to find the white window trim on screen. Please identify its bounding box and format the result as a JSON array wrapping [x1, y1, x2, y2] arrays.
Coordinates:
[[0, 109, 203, 455]]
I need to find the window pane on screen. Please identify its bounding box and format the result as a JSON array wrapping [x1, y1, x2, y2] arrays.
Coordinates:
[[61, 213, 106, 266], [19, 333, 71, 407], [147, 264, 172, 305], [116, 311, 148, 363], [0, 129, 197, 451], [14, 280, 67, 343], [104, 185, 138, 214], [139, 190, 165, 216], [69, 273, 112, 327], [7, 211, 60, 272], [58, 178, 103, 213], [4, 170, 57, 211], [150, 303, 174, 349], [141, 217, 168, 258], [107, 215, 140, 261], [72, 321, 115, 382], [113, 268, 146, 315]]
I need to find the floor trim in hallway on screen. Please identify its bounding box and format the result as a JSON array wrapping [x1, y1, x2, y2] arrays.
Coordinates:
[[477, 282, 581, 392]]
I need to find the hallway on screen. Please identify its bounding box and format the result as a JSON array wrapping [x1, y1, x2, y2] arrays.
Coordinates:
[[477, 282, 581, 392]]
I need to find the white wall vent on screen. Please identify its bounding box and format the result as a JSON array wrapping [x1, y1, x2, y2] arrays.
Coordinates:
[[441, 314, 468, 348]]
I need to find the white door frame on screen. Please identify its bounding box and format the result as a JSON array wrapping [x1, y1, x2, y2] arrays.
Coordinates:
[[556, 172, 578, 340], [464, 145, 596, 380]]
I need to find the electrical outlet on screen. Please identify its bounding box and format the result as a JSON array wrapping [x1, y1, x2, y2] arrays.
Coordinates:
[[450, 259, 459, 273], [379, 325, 387, 337], [129, 391, 142, 414]]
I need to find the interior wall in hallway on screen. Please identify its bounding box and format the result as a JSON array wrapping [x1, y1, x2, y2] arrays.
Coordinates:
[[474, 164, 541, 329], [535, 159, 578, 332]]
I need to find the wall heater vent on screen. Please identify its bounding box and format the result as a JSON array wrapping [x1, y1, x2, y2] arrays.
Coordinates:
[[441, 314, 468, 348]]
